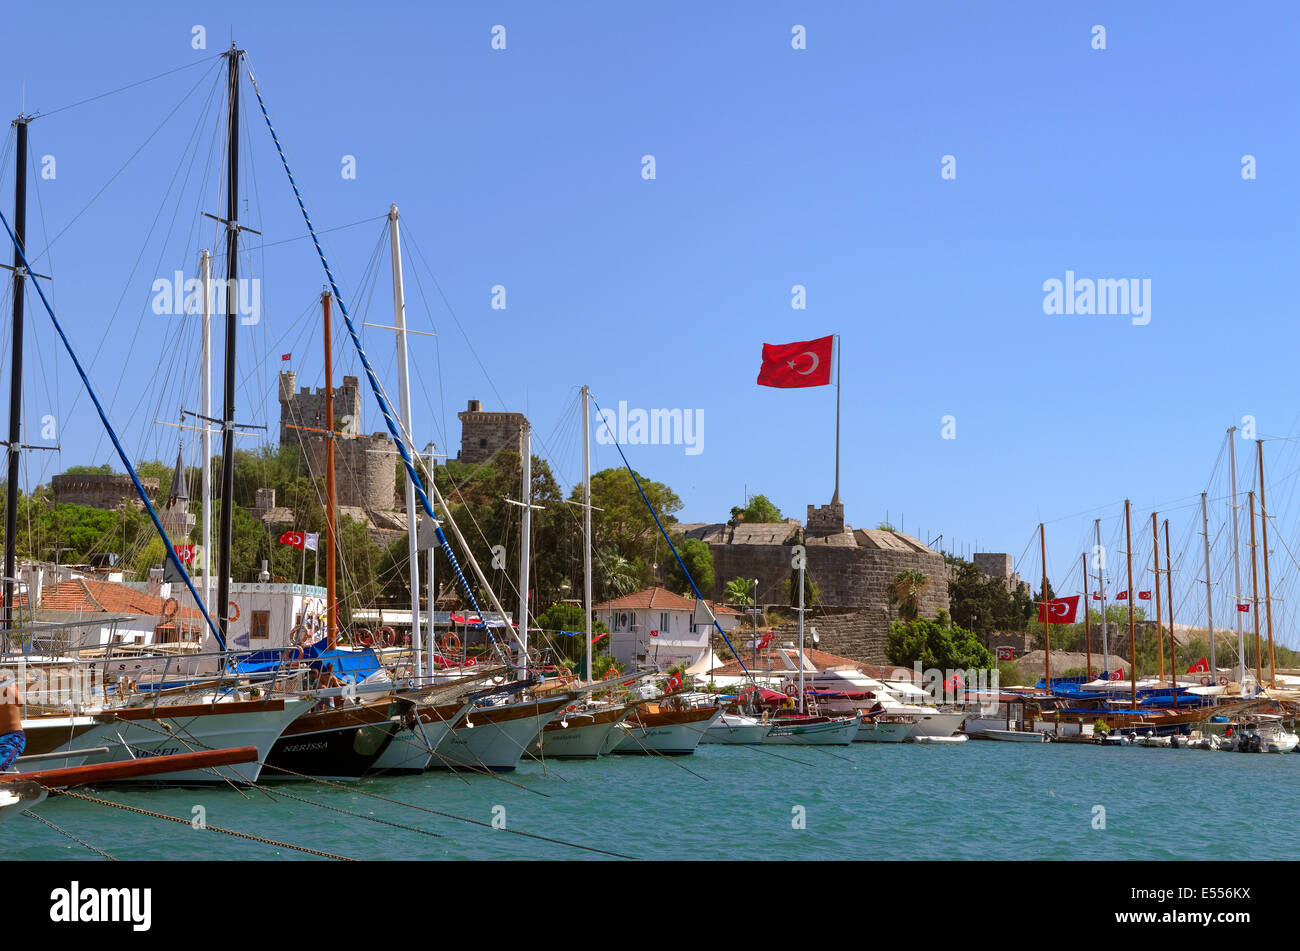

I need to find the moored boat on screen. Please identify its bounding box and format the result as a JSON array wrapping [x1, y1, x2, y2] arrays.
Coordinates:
[[763, 713, 859, 746]]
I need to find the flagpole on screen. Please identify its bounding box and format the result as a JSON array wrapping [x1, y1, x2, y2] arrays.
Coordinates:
[[1200, 492, 1215, 680], [1248, 492, 1262, 690], [1081, 552, 1091, 679], [1125, 499, 1136, 709], [832, 334, 841, 504], [1040, 523, 1050, 690], [1095, 518, 1108, 674], [1151, 512, 1164, 683]]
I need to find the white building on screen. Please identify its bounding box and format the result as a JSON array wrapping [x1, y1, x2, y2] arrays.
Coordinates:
[[594, 587, 743, 670]]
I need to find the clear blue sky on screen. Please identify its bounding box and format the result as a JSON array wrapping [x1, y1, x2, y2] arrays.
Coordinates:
[[4, 2, 1300, 636]]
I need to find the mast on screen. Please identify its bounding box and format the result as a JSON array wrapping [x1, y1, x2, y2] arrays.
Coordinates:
[[1151, 512, 1164, 682], [3, 114, 28, 629], [797, 552, 807, 713], [1228, 427, 1245, 687], [1200, 492, 1215, 680], [1094, 518, 1108, 673], [1039, 523, 1050, 690], [388, 204, 421, 677], [426, 444, 437, 674], [517, 420, 532, 678], [1248, 491, 1262, 691], [215, 44, 242, 644], [1164, 519, 1176, 692], [322, 290, 339, 649], [200, 249, 212, 613], [1081, 553, 1091, 679], [582, 385, 593, 683], [831, 334, 841, 504], [1257, 440, 1277, 684], [1124, 500, 1136, 708]]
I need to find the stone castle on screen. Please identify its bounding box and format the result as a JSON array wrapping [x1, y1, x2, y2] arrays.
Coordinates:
[[681, 497, 1026, 664], [456, 399, 528, 464]]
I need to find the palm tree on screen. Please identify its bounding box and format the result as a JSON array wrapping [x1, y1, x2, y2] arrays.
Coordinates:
[[888, 568, 929, 622], [595, 550, 638, 599], [724, 577, 755, 606]]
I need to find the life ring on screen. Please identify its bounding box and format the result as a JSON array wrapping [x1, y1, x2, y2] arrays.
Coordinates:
[[441, 632, 461, 653], [162, 596, 179, 619], [784, 682, 798, 697], [377, 626, 397, 648], [603, 666, 619, 681], [281, 645, 303, 668], [1219, 677, 1229, 686], [289, 624, 313, 648], [356, 627, 374, 648], [557, 667, 573, 680], [1200, 676, 1211, 687], [228, 601, 241, 622]]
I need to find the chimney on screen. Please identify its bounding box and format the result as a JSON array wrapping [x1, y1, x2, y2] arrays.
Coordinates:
[[467, 399, 482, 413], [146, 566, 165, 598]]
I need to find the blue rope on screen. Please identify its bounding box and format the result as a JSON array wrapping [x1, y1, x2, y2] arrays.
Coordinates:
[[588, 397, 750, 678], [244, 68, 503, 648], [0, 208, 225, 649]]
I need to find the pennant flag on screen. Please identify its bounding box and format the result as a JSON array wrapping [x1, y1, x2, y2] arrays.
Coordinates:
[[1037, 595, 1080, 624], [281, 353, 291, 361], [1187, 657, 1210, 674], [592, 632, 608, 646], [1116, 590, 1128, 600], [304, 533, 319, 552], [756, 335, 834, 388], [1237, 603, 1251, 612], [279, 531, 306, 549], [1138, 590, 1151, 600]]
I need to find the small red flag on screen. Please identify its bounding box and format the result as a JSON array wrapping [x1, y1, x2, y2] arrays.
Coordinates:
[[281, 353, 291, 361], [757, 335, 834, 388], [279, 530, 306, 549], [1092, 593, 1102, 600], [1237, 603, 1251, 612], [1037, 595, 1079, 624], [1187, 657, 1210, 674], [173, 543, 196, 564], [1116, 590, 1128, 600], [1110, 669, 1124, 681], [1138, 591, 1151, 600]]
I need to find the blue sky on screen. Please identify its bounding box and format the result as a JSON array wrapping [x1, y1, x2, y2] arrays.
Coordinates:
[[4, 2, 1300, 638]]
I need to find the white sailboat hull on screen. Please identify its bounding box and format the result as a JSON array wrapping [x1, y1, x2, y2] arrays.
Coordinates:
[[764, 715, 859, 746], [433, 697, 568, 771]]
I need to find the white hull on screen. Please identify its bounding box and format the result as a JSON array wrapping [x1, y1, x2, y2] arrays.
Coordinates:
[[700, 714, 773, 745], [433, 699, 564, 771], [914, 734, 967, 745], [614, 709, 722, 755], [984, 729, 1049, 743], [368, 723, 431, 774], [528, 711, 628, 759], [854, 719, 912, 743], [84, 698, 310, 784], [764, 716, 859, 746]]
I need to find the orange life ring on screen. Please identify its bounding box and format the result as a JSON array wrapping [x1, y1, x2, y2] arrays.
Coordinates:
[[1219, 677, 1229, 686], [356, 627, 374, 648], [441, 632, 461, 653], [162, 596, 179, 619], [281, 645, 303, 668], [289, 624, 313, 648], [378, 626, 397, 648], [558, 667, 573, 680], [228, 601, 241, 622], [784, 682, 798, 697], [603, 667, 619, 681]]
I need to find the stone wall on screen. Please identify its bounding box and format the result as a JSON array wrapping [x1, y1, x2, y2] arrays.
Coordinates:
[[52, 474, 159, 510], [457, 399, 527, 464], [305, 433, 398, 511], [278, 372, 362, 445], [763, 611, 891, 665]]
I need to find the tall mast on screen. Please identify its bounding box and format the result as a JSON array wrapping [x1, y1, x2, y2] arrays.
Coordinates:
[[3, 115, 29, 629], [1039, 523, 1051, 690], [1248, 491, 1262, 691], [831, 334, 841, 504], [582, 385, 593, 683], [1094, 518, 1108, 673], [1081, 552, 1091, 679], [1228, 427, 1245, 687], [215, 44, 242, 644], [200, 249, 212, 613], [1257, 440, 1277, 684], [1200, 492, 1215, 679], [388, 204, 421, 677], [1163, 519, 1176, 692], [1151, 512, 1164, 682], [797, 552, 806, 714], [426, 445, 437, 669], [517, 421, 532, 678], [1124, 501, 1136, 707], [322, 290, 338, 648]]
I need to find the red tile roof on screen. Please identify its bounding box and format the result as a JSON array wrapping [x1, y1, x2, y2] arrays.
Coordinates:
[[593, 586, 746, 617], [707, 647, 912, 678], [40, 578, 199, 619]]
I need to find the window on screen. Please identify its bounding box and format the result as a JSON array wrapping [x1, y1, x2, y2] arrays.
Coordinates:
[[660, 612, 670, 634], [251, 610, 270, 640], [629, 612, 637, 630]]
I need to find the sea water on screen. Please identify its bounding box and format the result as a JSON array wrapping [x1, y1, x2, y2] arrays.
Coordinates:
[[7, 741, 1297, 861]]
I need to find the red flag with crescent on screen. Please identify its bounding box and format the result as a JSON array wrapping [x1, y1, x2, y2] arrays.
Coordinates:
[[1036, 595, 1079, 624], [279, 531, 306, 549], [757, 335, 834, 388]]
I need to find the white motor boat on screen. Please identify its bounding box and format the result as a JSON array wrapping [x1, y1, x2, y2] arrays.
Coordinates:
[[854, 714, 915, 743], [984, 728, 1049, 743], [763, 714, 859, 746], [914, 734, 967, 745], [700, 712, 773, 745]]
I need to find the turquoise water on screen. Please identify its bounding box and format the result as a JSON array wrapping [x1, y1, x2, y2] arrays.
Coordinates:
[[8, 741, 1298, 861]]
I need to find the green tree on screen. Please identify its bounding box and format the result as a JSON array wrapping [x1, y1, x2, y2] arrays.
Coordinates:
[[887, 616, 994, 670], [724, 577, 755, 606], [946, 558, 1030, 636], [664, 536, 714, 594], [887, 568, 930, 622], [730, 494, 782, 525]]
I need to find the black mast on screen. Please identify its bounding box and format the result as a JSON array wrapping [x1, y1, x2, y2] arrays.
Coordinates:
[[4, 116, 29, 630], [216, 46, 241, 642]]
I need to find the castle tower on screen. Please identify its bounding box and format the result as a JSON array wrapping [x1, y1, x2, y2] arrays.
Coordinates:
[[457, 399, 528, 464], [161, 447, 196, 539]]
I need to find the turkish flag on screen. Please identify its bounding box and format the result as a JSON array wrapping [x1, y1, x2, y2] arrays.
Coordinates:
[[279, 531, 306, 549], [1138, 591, 1151, 600], [1110, 669, 1124, 681], [173, 543, 196, 564], [1187, 657, 1210, 674], [1092, 593, 1102, 600], [1116, 591, 1128, 600], [1237, 603, 1251, 612], [1037, 595, 1079, 624], [757, 335, 834, 388]]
